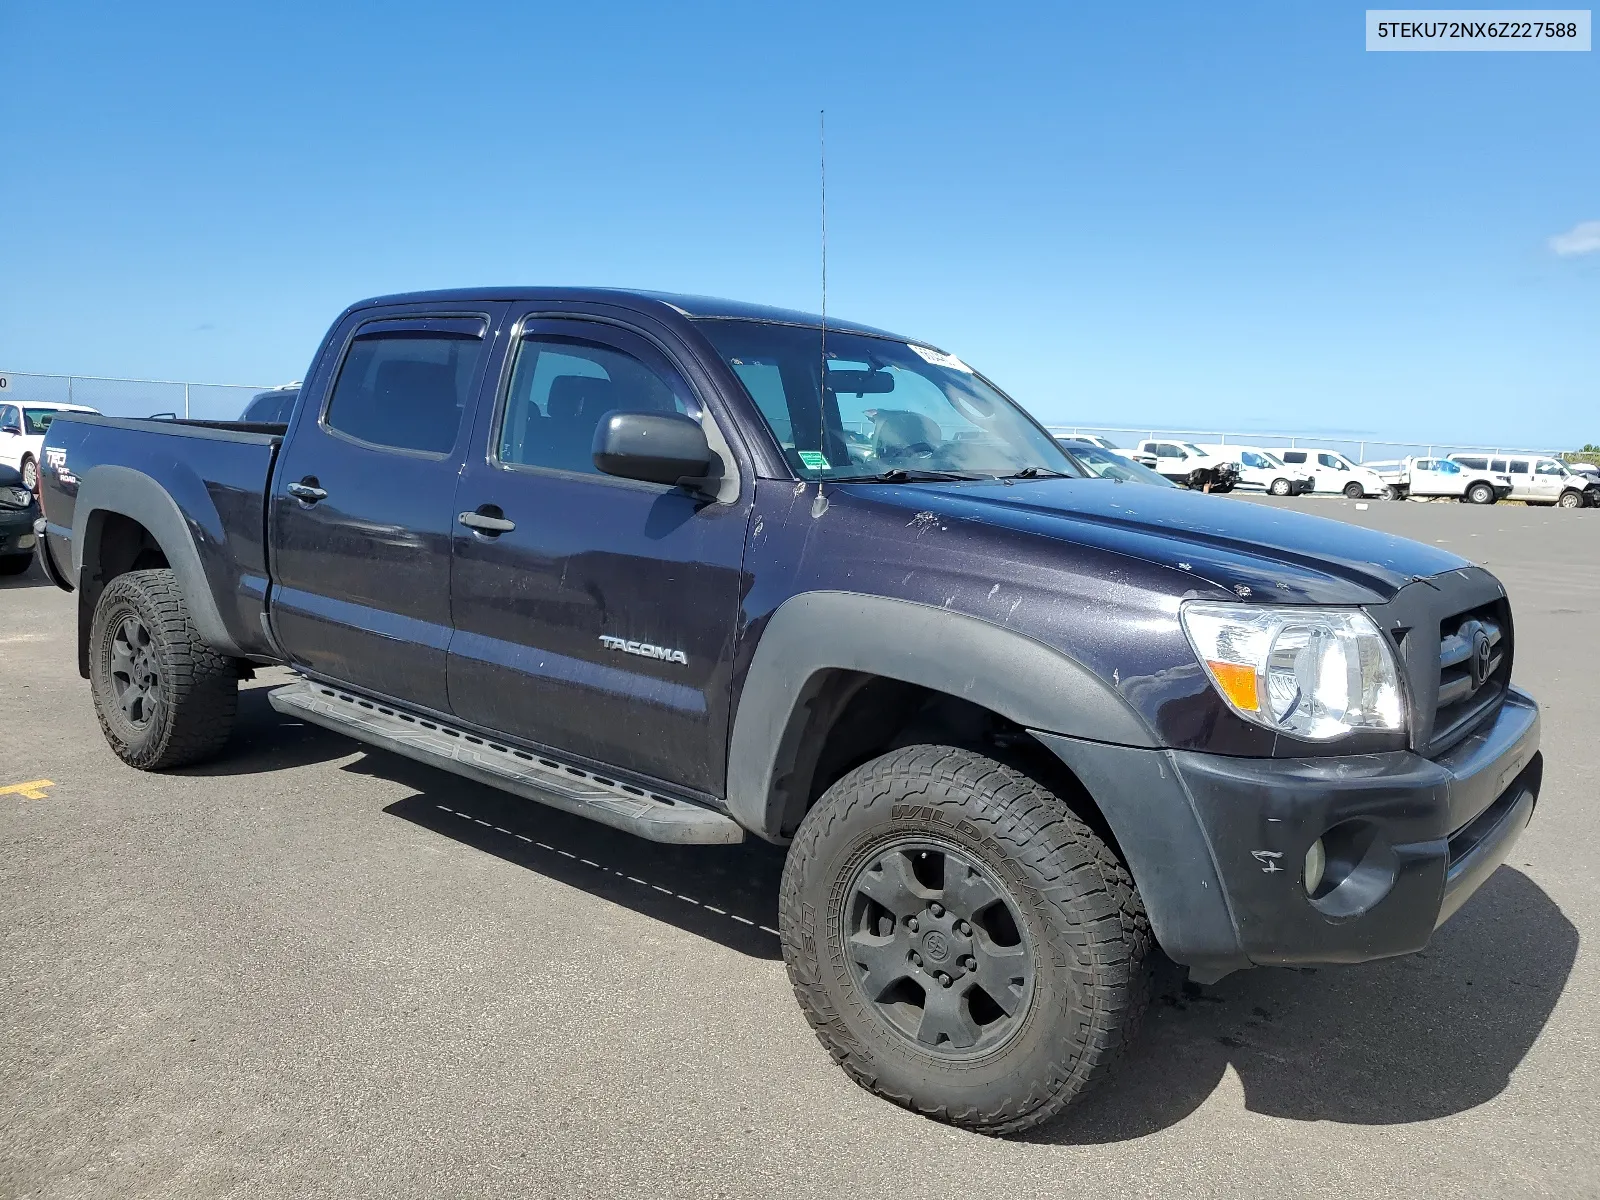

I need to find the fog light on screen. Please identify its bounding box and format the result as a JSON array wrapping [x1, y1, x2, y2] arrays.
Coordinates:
[[1304, 838, 1327, 896]]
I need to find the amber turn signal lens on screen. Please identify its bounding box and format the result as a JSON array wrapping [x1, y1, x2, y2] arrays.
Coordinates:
[[1205, 660, 1260, 712]]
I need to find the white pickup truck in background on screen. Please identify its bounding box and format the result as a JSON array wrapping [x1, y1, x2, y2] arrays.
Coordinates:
[[1366, 456, 1513, 504]]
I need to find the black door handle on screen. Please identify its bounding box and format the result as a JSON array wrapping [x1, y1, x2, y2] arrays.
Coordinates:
[[287, 479, 328, 504], [458, 509, 515, 534]]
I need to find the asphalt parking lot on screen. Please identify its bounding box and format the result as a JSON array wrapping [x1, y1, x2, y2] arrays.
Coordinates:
[[2, 496, 1596, 1200]]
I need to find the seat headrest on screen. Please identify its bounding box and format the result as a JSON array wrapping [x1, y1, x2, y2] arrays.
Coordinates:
[[548, 375, 616, 421]]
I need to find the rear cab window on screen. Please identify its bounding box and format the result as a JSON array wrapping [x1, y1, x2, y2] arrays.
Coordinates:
[[323, 318, 488, 455]]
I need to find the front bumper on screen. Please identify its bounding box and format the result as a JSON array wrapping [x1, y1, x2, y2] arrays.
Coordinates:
[[1034, 688, 1540, 980], [0, 507, 38, 556]]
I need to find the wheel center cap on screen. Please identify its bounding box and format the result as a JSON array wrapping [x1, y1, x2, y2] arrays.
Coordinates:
[[922, 930, 950, 963]]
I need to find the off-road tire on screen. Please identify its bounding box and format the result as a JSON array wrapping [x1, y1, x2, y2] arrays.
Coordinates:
[[1558, 490, 1583, 510], [779, 744, 1152, 1136], [89, 569, 238, 769], [1466, 482, 1496, 505], [1343, 481, 1364, 499], [0, 555, 32, 576]]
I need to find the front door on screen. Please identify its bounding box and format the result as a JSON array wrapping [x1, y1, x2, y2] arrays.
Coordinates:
[[269, 304, 506, 712], [446, 315, 751, 797]]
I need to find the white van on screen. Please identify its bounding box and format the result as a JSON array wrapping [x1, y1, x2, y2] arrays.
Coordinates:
[[1276, 448, 1388, 499], [1196, 445, 1313, 496], [1447, 453, 1596, 508]]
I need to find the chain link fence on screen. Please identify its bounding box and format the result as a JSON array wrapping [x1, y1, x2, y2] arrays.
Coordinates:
[[0, 370, 1586, 466], [0, 370, 275, 421]]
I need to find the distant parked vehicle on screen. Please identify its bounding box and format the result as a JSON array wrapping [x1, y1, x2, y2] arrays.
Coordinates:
[[1277, 448, 1388, 499], [1197, 445, 1313, 496], [1132, 439, 1241, 492], [1447, 453, 1596, 509], [1048, 432, 1126, 455], [240, 384, 302, 425], [1055, 439, 1178, 487], [0, 401, 100, 491], [1367, 457, 1512, 504], [0, 462, 40, 575]]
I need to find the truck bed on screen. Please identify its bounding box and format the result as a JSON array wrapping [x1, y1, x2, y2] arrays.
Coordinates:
[[37, 413, 285, 662]]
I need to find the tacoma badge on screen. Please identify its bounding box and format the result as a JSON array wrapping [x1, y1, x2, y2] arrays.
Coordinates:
[[598, 634, 688, 666]]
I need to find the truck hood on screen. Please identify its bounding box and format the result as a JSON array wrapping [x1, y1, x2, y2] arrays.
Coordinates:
[[846, 477, 1470, 605]]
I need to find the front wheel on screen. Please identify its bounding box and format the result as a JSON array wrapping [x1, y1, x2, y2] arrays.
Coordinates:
[[20, 455, 38, 492], [1384, 485, 1403, 501], [1268, 477, 1291, 497], [89, 568, 239, 769], [1466, 482, 1496, 505], [1343, 481, 1365, 499], [1558, 490, 1583, 509], [780, 745, 1152, 1135]]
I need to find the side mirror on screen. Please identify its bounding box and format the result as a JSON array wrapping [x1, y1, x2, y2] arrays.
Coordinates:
[[592, 410, 713, 488]]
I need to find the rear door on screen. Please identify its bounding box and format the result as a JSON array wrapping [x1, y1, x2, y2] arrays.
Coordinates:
[[445, 312, 751, 796], [269, 303, 507, 712], [1504, 458, 1533, 500]]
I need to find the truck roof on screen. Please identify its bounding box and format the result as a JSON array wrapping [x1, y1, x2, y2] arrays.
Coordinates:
[[347, 287, 911, 341]]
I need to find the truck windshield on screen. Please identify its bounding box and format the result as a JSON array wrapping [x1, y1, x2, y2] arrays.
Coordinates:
[[694, 319, 1077, 481]]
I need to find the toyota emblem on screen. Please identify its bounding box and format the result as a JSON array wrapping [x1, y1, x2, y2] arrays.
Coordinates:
[[1470, 629, 1493, 687]]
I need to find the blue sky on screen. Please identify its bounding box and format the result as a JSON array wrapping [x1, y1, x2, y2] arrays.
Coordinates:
[[2, 2, 1595, 444]]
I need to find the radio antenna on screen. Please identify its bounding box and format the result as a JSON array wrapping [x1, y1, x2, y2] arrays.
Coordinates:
[[814, 108, 829, 515]]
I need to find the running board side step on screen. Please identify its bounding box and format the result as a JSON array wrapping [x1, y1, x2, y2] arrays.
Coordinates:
[[268, 681, 745, 845]]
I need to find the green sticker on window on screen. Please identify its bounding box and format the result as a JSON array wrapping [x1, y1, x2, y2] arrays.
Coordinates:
[[798, 450, 831, 470]]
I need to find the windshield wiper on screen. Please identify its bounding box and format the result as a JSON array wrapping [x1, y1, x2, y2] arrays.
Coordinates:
[[841, 467, 988, 484], [999, 466, 1072, 481]]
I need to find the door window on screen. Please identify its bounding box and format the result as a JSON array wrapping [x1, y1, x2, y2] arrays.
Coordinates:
[[1318, 453, 1345, 469], [324, 329, 486, 455], [1240, 451, 1269, 468], [1507, 460, 1529, 475], [498, 337, 695, 476], [1454, 456, 1487, 470], [1490, 459, 1507, 472], [1435, 460, 1461, 474], [0, 405, 17, 432], [1281, 451, 1306, 464], [1536, 460, 1564, 476], [1155, 443, 1183, 458]]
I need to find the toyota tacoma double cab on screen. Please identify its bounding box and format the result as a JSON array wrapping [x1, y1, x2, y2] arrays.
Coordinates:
[[35, 288, 1542, 1135]]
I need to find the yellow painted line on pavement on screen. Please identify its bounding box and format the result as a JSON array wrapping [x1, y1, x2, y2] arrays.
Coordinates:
[[0, 779, 54, 800]]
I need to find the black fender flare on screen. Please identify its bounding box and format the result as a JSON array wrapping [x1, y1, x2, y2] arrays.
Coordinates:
[[725, 591, 1156, 840], [71, 464, 245, 659]]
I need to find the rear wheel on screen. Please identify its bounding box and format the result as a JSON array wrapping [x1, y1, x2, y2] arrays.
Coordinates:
[[1558, 490, 1583, 509], [1343, 481, 1365, 499], [780, 745, 1152, 1135], [1467, 482, 1496, 505], [89, 569, 239, 769], [1268, 477, 1291, 497]]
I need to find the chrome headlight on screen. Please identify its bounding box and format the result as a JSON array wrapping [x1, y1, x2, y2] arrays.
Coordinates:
[[1179, 602, 1404, 741], [0, 485, 33, 509]]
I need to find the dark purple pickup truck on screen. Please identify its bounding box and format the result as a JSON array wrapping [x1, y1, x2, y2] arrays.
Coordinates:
[[35, 288, 1541, 1134]]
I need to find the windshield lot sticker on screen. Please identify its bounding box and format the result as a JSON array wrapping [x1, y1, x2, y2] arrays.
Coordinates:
[[798, 450, 831, 470], [906, 344, 974, 373]]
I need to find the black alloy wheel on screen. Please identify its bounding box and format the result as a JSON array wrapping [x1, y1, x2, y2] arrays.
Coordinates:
[[108, 614, 163, 728], [842, 839, 1033, 1055]]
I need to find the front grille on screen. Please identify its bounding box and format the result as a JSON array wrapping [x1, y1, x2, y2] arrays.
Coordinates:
[[1431, 601, 1512, 754]]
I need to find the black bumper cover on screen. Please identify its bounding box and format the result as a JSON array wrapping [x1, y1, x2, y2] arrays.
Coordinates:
[[1034, 688, 1540, 980]]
